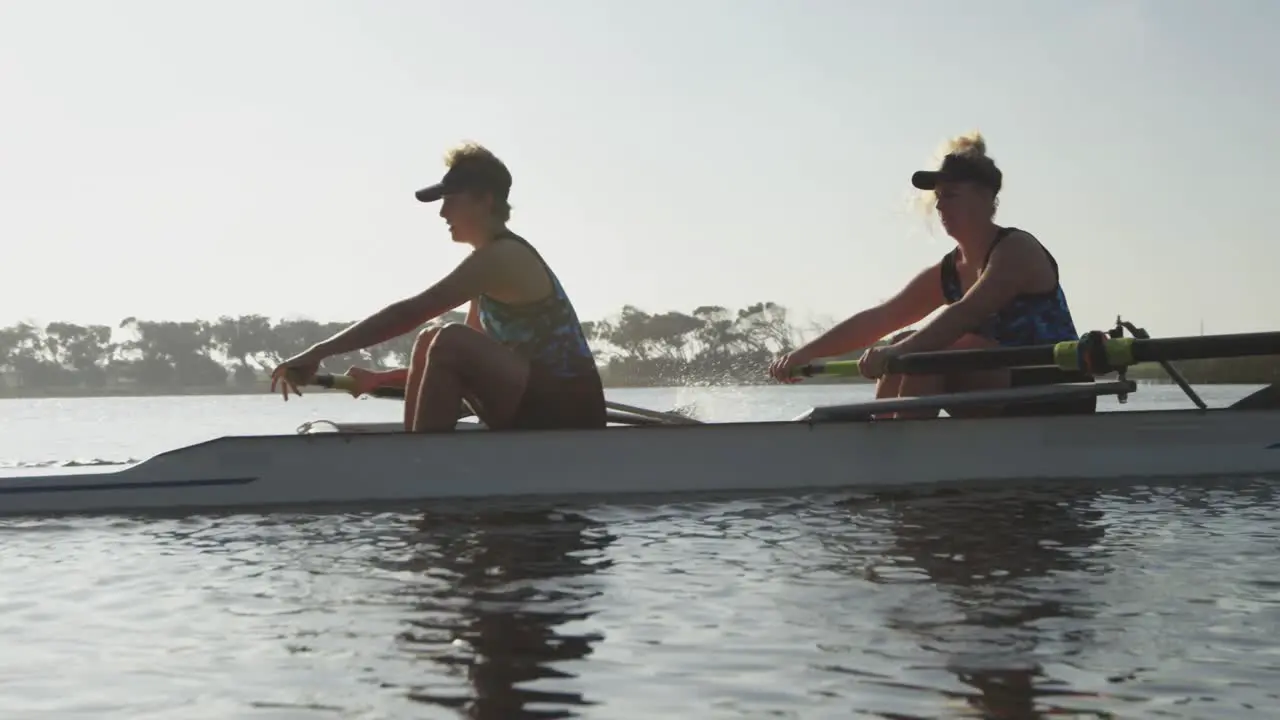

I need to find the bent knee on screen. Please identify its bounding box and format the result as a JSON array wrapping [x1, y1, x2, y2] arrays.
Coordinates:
[[424, 322, 466, 350], [410, 324, 445, 359], [427, 322, 470, 341], [425, 322, 494, 364], [414, 323, 450, 345]]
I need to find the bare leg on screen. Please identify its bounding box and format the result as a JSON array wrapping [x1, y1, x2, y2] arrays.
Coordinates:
[[875, 330, 944, 420], [874, 373, 903, 400], [412, 357, 468, 432], [890, 373, 948, 420], [875, 332, 1009, 419], [403, 327, 441, 429], [938, 334, 1011, 418], [409, 323, 532, 433], [872, 373, 945, 420]]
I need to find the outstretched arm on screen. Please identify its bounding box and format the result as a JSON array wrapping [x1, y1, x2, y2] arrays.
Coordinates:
[[310, 243, 518, 359], [891, 231, 1050, 354], [793, 261, 945, 360]]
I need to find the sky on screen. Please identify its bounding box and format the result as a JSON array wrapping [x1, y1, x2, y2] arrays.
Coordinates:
[[2, 0, 1277, 339]]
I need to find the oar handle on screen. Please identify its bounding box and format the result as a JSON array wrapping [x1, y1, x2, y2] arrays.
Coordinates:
[[789, 359, 861, 379], [310, 373, 407, 399]]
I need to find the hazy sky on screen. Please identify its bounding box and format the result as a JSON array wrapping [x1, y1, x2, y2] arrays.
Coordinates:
[[3, 0, 1276, 338]]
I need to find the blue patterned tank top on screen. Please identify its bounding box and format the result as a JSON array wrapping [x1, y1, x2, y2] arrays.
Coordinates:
[[476, 232, 599, 378], [940, 227, 1079, 347]]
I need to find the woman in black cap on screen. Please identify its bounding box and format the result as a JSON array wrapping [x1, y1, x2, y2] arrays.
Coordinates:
[[768, 132, 1087, 419], [270, 142, 606, 433]]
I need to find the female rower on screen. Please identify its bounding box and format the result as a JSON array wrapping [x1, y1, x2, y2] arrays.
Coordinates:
[[270, 142, 607, 432], [767, 132, 1090, 418]]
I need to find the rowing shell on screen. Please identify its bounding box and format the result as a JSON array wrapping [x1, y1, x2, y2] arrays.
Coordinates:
[[1, 381, 1278, 518], [2, 322, 1278, 518]]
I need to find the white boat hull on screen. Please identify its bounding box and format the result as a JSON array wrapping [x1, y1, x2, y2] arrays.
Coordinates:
[[2, 406, 1279, 518]]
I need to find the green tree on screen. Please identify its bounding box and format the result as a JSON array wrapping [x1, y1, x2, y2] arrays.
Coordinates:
[[211, 314, 273, 387], [115, 318, 227, 389], [44, 322, 115, 388]]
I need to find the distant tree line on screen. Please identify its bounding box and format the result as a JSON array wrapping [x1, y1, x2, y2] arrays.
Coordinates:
[[0, 305, 1273, 398], [0, 302, 835, 397]]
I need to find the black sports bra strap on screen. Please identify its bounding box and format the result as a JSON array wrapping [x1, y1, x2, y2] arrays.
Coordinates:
[[938, 249, 961, 303], [981, 226, 1015, 270], [984, 226, 1062, 286]]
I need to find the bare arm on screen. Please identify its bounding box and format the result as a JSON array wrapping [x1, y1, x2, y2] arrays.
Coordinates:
[[794, 261, 946, 359], [465, 299, 482, 331], [310, 242, 521, 359], [892, 231, 1052, 354]]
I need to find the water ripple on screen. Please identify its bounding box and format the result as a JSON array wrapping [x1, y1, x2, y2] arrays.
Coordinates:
[[1, 479, 1279, 717]]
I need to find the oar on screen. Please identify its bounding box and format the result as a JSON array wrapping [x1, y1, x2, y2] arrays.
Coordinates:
[[308, 373, 701, 425], [790, 329, 1280, 379]]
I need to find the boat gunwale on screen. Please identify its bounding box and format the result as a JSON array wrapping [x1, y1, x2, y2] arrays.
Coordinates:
[[106, 398, 1280, 460]]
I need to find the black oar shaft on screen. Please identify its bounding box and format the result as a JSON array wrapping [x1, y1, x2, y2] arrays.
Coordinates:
[[887, 331, 1280, 375]]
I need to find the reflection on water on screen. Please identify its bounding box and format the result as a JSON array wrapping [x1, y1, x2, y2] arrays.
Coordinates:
[[857, 486, 1114, 718], [1, 479, 1279, 718], [381, 508, 613, 718]]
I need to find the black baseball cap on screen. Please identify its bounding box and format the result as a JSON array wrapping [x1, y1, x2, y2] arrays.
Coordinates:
[[414, 159, 512, 203], [910, 153, 1003, 194]]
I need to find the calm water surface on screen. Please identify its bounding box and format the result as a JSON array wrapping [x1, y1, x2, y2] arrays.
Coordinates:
[[1, 384, 1278, 718]]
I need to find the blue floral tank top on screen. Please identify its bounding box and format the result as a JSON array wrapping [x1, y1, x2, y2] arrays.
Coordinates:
[[940, 227, 1079, 347], [476, 232, 599, 378]]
